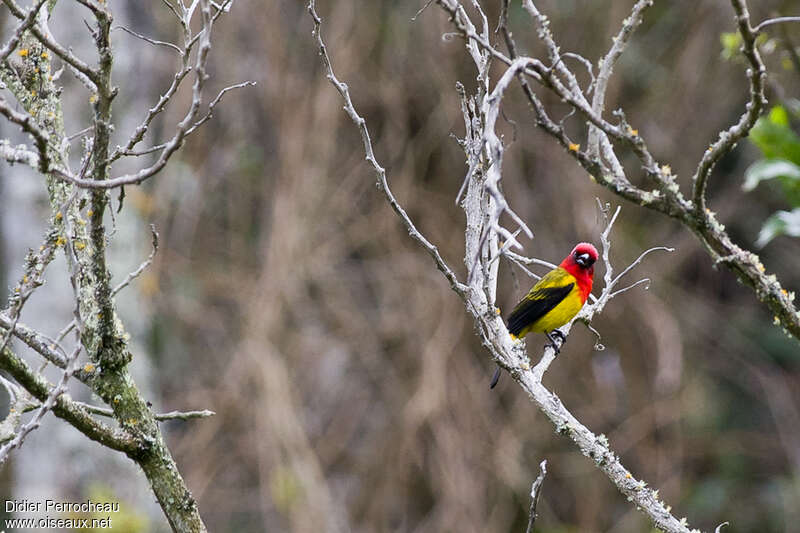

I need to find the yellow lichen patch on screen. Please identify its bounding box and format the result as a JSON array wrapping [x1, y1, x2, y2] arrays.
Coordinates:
[[22, 275, 29, 284], [781, 289, 788, 296], [568, 143, 580, 152], [55, 236, 66, 247], [87, 209, 94, 217], [89, 94, 98, 104], [625, 473, 632, 479], [55, 211, 63, 220], [18, 49, 28, 57], [521, 362, 530, 370], [40, 51, 48, 59], [75, 242, 86, 250], [757, 263, 766, 273], [83, 363, 95, 373], [627, 126, 638, 136], [495, 308, 501, 315]]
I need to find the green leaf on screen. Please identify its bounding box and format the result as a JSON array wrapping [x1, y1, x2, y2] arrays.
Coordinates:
[[768, 105, 790, 126], [749, 106, 800, 162], [743, 159, 800, 191], [755, 208, 800, 248], [721, 32, 742, 60]]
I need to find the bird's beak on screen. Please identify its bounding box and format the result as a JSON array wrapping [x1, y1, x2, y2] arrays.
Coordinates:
[[575, 253, 593, 267]]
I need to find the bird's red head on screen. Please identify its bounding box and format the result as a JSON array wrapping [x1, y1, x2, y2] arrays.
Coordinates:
[[559, 242, 598, 300]]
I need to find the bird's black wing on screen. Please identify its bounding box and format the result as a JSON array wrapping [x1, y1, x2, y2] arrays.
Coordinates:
[[506, 283, 574, 336]]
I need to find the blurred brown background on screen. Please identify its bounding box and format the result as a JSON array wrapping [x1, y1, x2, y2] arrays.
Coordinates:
[[4, 0, 800, 532]]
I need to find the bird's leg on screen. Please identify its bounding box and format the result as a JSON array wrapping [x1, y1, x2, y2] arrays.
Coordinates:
[[550, 329, 566, 344], [545, 330, 566, 355], [489, 365, 501, 389]]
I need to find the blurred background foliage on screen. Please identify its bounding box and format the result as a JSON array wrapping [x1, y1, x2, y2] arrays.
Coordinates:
[[2, 1, 800, 532]]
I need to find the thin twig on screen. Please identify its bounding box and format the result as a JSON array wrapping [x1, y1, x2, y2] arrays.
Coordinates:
[[692, 0, 766, 210], [75, 402, 215, 421], [114, 25, 182, 54], [754, 16, 800, 34], [112, 224, 159, 296], [307, 0, 468, 297], [588, 0, 653, 158], [525, 460, 547, 533]]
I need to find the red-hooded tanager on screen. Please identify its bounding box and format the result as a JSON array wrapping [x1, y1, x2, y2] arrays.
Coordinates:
[[491, 242, 598, 388]]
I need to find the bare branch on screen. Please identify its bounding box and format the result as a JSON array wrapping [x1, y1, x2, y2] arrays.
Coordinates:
[[2, 0, 97, 83], [691, 0, 766, 210], [611, 246, 675, 287], [754, 16, 800, 33], [0, 97, 51, 172], [113, 25, 182, 54], [75, 402, 215, 422], [0, 140, 39, 168], [504, 250, 557, 271], [0, 346, 138, 454], [525, 460, 547, 533], [311, 2, 693, 529], [112, 224, 159, 296], [108, 67, 193, 163], [609, 277, 650, 298], [588, 0, 653, 157], [181, 80, 257, 136], [0, 0, 48, 64], [0, 344, 82, 465], [307, 0, 468, 297]]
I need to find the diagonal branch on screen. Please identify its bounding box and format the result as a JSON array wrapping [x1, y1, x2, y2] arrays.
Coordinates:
[[308, 3, 690, 531], [0, 97, 51, 172], [588, 0, 653, 158], [691, 0, 767, 210], [2, 0, 97, 83], [0, 0, 48, 64], [0, 346, 139, 454], [308, 0, 467, 297]]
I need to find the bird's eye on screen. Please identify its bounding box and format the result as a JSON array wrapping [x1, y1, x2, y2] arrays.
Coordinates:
[[575, 252, 593, 267]]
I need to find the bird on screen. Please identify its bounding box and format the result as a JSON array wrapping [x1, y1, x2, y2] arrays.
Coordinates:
[[490, 242, 598, 388]]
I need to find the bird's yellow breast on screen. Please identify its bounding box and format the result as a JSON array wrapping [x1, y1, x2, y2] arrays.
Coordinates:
[[516, 283, 584, 338]]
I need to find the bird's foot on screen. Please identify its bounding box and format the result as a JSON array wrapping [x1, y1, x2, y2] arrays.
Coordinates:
[[545, 330, 566, 355]]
